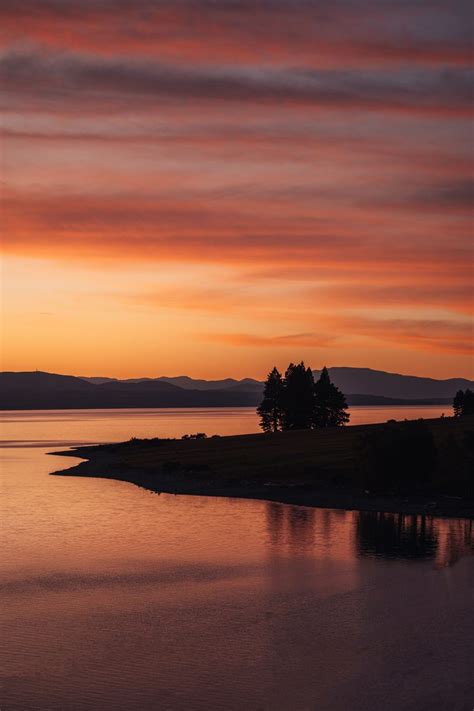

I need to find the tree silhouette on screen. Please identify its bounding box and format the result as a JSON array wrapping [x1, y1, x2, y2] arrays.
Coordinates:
[[313, 366, 350, 427], [463, 389, 474, 415], [453, 388, 474, 417], [453, 390, 464, 416], [281, 362, 315, 430], [257, 362, 351, 432], [257, 367, 284, 432]]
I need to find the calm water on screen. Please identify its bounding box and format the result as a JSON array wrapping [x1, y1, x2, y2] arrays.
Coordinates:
[[1, 408, 473, 710]]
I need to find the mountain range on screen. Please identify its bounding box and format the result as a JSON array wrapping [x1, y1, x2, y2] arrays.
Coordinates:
[[0, 368, 472, 410]]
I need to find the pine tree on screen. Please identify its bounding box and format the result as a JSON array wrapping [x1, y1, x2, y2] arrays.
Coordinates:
[[257, 367, 284, 432], [313, 366, 350, 428], [453, 388, 474, 417], [463, 389, 474, 416], [453, 390, 465, 417], [281, 362, 315, 430]]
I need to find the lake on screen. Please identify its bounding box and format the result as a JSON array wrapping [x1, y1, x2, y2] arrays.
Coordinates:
[[1, 407, 472, 710]]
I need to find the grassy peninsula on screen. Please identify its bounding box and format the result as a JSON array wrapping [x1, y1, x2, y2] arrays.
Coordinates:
[[52, 415, 474, 518]]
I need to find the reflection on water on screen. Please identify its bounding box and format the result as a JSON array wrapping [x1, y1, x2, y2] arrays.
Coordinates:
[[356, 512, 439, 561], [267, 503, 316, 547], [356, 512, 473, 567], [1, 410, 473, 711], [264, 502, 473, 567]]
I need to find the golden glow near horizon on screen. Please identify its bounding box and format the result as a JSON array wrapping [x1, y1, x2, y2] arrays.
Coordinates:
[[1, 2, 473, 379]]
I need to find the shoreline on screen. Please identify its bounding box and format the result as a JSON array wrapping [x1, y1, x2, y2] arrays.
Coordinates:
[[51, 422, 474, 519], [2, 401, 452, 411]]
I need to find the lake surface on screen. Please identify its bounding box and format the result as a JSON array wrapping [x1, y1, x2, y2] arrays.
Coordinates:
[[0, 403, 450, 445], [1, 408, 472, 710]]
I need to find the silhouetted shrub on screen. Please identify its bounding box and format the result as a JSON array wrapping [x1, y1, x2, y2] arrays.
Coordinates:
[[356, 420, 437, 494], [125, 437, 162, 447], [181, 432, 207, 440]]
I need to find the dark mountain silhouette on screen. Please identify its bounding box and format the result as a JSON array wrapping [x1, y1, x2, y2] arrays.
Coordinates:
[[313, 367, 473, 400], [1, 368, 472, 410], [224, 382, 265, 393], [0, 372, 260, 410], [79, 375, 263, 390], [155, 376, 262, 391], [2, 371, 96, 394], [78, 376, 118, 384], [81, 368, 473, 399], [346, 393, 448, 406]]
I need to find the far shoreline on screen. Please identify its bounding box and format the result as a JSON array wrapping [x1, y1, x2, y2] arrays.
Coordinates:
[[1, 403, 451, 412]]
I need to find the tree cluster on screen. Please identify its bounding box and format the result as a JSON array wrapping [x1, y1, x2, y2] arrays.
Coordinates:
[[257, 363, 350, 432], [453, 389, 474, 417]]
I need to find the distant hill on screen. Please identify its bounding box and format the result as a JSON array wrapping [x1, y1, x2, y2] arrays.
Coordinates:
[[131, 376, 261, 391], [81, 375, 263, 391], [0, 368, 471, 410], [156, 376, 262, 391], [345, 394, 451, 406], [0, 372, 260, 410], [78, 376, 118, 385], [82, 367, 473, 400], [314, 367, 473, 400]]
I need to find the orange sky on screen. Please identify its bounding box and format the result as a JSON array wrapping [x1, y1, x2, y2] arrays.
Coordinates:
[[1, 1, 473, 379]]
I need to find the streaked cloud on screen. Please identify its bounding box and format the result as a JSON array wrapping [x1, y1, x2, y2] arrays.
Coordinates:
[[1, 50, 472, 117], [205, 332, 338, 348], [1, 0, 471, 67], [1, 0, 472, 378]]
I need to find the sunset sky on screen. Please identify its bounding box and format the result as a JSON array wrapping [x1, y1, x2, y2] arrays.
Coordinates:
[[1, 0, 472, 379]]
